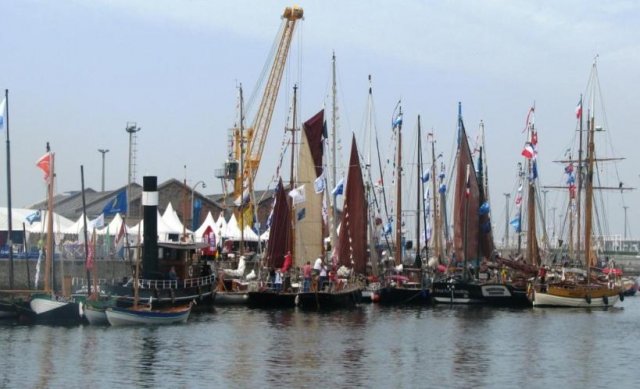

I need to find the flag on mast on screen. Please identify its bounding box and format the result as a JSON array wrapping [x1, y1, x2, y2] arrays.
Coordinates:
[[0, 97, 6, 129], [36, 152, 53, 182]]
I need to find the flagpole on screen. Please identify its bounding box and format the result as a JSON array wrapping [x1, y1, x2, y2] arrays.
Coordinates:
[[5, 89, 15, 289], [80, 165, 93, 294]]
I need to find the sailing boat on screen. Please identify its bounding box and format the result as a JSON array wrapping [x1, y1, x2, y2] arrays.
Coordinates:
[[431, 104, 529, 306], [297, 133, 364, 309], [378, 114, 432, 305], [247, 178, 297, 308], [29, 144, 84, 324], [531, 60, 625, 307]]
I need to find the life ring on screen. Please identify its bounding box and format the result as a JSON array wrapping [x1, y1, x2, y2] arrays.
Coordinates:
[[188, 266, 193, 278]]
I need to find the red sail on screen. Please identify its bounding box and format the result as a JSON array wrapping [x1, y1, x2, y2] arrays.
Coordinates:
[[338, 135, 368, 274], [303, 109, 325, 178], [264, 179, 291, 269], [453, 121, 481, 263]]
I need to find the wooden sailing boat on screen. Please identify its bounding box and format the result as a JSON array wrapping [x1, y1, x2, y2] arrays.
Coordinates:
[[297, 132, 364, 309], [532, 60, 625, 307], [431, 104, 529, 306], [29, 144, 84, 324], [378, 114, 432, 305]]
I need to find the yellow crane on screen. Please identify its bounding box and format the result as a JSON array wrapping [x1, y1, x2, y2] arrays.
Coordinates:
[[217, 6, 304, 201]]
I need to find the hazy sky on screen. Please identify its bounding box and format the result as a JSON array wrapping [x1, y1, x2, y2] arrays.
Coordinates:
[[1, 0, 639, 242]]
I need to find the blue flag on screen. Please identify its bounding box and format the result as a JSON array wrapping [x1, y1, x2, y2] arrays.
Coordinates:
[[0, 98, 5, 129], [103, 190, 128, 215], [297, 208, 306, 221], [510, 216, 521, 233], [421, 171, 430, 183], [25, 210, 41, 224], [332, 178, 344, 196]]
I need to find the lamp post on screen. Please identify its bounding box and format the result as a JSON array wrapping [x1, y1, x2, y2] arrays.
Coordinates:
[[191, 180, 206, 230], [98, 149, 109, 191]]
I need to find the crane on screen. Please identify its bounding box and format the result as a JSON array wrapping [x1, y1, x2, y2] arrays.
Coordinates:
[[217, 6, 304, 201]]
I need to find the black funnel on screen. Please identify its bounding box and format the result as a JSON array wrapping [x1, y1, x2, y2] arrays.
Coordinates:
[[142, 176, 159, 279]]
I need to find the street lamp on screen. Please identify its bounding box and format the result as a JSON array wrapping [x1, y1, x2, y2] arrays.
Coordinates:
[[98, 149, 109, 191], [191, 180, 206, 230]]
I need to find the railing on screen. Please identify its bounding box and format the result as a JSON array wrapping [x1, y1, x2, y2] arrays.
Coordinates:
[[71, 274, 216, 291]]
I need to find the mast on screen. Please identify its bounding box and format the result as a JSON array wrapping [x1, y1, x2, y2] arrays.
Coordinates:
[[394, 105, 403, 266], [45, 144, 54, 293], [289, 85, 298, 262], [576, 94, 584, 261], [517, 163, 524, 255], [239, 85, 245, 254], [3, 89, 14, 289], [328, 54, 338, 253], [463, 163, 470, 281], [80, 166, 93, 294], [525, 118, 538, 267], [430, 132, 441, 261], [415, 115, 422, 267]]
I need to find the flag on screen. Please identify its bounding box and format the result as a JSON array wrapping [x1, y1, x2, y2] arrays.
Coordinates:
[[515, 185, 523, 205], [90, 213, 105, 229], [314, 174, 325, 194], [530, 160, 538, 180], [564, 164, 574, 174], [115, 221, 126, 254], [331, 178, 344, 196], [521, 142, 535, 159], [479, 202, 490, 215], [234, 188, 250, 206], [392, 113, 403, 129], [566, 173, 575, 185], [239, 204, 254, 228], [297, 208, 306, 221], [102, 190, 127, 215], [86, 231, 95, 271], [36, 152, 52, 182], [421, 171, 430, 183], [383, 221, 392, 236], [289, 185, 306, 205], [510, 216, 521, 233], [575, 99, 582, 119], [0, 97, 6, 129], [523, 106, 535, 133], [531, 130, 538, 146], [439, 183, 447, 194], [26, 210, 41, 224]]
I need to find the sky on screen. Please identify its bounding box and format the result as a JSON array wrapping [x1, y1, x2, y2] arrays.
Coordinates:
[[1, 0, 639, 243]]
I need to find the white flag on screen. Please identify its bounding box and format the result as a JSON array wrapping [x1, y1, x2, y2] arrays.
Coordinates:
[[314, 174, 325, 194], [0, 97, 6, 129], [289, 185, 306, 205]]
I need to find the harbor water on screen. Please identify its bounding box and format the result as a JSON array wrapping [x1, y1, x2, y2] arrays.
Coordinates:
[[1, 297, 639, 388]]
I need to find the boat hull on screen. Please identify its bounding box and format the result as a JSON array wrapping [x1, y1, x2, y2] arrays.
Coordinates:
[[532, 285, 622, 308], [0, 301, 18, 319], [105, 305, 191, 326], [214, 291, 249, 305], [82, 303, 109, 325], [29, 297, 83, 325], [297, 286, 362, 310], [106, 277, 216, 309], [377, 286, 431, 305], [432, 279, 530, 307], [248, 290, 297, 308]]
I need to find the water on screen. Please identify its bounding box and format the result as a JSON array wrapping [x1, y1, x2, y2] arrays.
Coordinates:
[[1, 298, 639, 388]]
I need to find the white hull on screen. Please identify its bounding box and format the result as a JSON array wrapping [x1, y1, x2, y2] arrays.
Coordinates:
[[30, 297, 75, 315], [533, 290, 620, 308], [83, 305, 109, 325], [105, 307, 191, 326]]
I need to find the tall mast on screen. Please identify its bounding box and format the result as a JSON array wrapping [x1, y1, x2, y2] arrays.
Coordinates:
[[576, 93, 584, 261], [45, 143, 54, 293], [289, 85, 298, 260], [328, 54, 338, 252], [4, 89, 14, 289], [239, 85, 245, 254], [415, 115, 422, 267], [430, 131, 441, 261], [525, 117, 538, 266], [394, 105, 403, 266]]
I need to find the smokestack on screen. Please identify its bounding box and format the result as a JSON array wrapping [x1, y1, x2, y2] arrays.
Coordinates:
[[142, 176, 159, 278]]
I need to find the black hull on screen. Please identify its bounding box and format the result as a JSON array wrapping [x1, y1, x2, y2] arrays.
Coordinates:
[[0, 301, 18, 319], [248, 290, 297, 308], [378, 286, 431, 305], [29, 301, 84, 325], [297, 287, 362, 310], [106, 280, 216, 309], [432, 279, 530, 307]]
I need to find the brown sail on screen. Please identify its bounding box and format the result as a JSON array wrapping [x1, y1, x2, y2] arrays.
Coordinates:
[[338, 134, 368, 275], [264, 178, 291, 269]]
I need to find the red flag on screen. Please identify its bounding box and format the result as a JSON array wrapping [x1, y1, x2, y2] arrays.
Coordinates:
[[521, 142, 535, 159], [36, 152, 52, 181], [115, 220, 126, 252], [531, 130, 538, 146], [575, 99, 582, 119]]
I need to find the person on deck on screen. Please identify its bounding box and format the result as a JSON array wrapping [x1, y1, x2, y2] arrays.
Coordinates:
[[168, 266, 177, 281], [303, 261, 312, 292], [313, 256, 323, 276], [319, 262, 328, 291], [274, 270, 283, 292]]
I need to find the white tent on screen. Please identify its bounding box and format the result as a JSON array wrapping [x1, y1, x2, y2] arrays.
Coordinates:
[[195, 211, 215, 237], [162, 202, 191, 235], [16, 209, 75, 234], [130, 211, 184, 242], [62, 213, 86, 235], [96, 212, 124, 236], [223, 214, 260, 242], [215, 213, 227, 236]]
